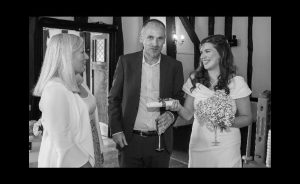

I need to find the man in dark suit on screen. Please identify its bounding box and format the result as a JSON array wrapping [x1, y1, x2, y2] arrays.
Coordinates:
[[108, 19, 184, 167]]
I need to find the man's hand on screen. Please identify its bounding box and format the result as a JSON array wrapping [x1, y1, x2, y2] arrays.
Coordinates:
[[112, 132, 128, 148], [156, 112, 174, 135]]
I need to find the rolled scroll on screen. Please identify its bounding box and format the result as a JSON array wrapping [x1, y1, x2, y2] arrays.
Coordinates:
[[146, 100, 174, 108]]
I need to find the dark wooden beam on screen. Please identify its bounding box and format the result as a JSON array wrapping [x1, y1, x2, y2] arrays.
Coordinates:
[[143, 16, 150, 24], [113, 17, 124, 61], [31, 17, 43, 120], [243, 17, 254, 160], [166, 17, 176, 59], [108, 30, 117, 92], [224, 16, 233, 40], [39, 17, 117, 33], [179, 16, 201, 69], [250, 97, 257, 102], [188, 16, 195, 27], [179, 17, 200, 46], [247, 16, 253, 91], [74, 16, 88, 24], [208, 16, 215, 36], [188, 16, 200, 70]]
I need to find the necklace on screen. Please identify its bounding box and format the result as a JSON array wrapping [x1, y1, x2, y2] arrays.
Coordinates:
[[210, 79, 218, 87]]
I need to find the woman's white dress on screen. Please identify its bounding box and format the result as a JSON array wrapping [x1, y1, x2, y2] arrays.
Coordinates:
[[182, 76, 251, 167]]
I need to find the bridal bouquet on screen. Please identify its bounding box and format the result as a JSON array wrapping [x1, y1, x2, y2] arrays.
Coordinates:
[[195, 90, 235, 132]]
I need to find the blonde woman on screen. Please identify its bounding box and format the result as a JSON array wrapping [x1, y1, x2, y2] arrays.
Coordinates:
[[33, 33, 104, 167]]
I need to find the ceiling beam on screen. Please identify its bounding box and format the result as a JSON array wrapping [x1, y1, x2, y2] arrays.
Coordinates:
[[225, 16, 233, 40], [247, 16, 253, 91], [208, 16, 215, 36], [179, 17, 200, 46], [166, 17, 176, 59], [74, 16, 88, 24], [143, 16, 150, 24]]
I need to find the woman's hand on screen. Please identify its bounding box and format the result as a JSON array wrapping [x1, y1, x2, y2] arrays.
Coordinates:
[[166, 98, 182, 112], [167, 95, 195, 121]]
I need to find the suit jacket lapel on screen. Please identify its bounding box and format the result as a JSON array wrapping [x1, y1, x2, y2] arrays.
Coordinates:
[[131, 52, 143, 101]]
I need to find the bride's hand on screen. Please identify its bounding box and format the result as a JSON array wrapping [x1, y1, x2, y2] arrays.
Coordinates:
[[166, 98, 182, 111]]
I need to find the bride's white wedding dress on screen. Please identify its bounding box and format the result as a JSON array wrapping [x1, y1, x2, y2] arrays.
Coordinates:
[[182, 76, 251, 167]]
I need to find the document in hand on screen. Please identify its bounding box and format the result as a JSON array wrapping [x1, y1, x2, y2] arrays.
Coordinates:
[[146, 100, 174, 108]]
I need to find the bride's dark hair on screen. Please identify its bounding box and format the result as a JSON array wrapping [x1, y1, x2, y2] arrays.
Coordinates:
[[190, 35, 236, 95]]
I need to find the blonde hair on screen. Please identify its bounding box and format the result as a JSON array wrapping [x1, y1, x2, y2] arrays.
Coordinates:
[[33, 33, 84, 96]]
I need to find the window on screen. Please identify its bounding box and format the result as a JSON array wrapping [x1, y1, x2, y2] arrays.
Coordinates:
[[96, 39, 105, 62], [91, 34, 108, 63]]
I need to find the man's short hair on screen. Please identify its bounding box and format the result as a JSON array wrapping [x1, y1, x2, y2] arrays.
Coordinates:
[[142, 19, 165, 30]]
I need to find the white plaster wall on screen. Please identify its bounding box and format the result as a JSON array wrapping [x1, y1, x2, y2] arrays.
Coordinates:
[[195, 17, 208, 41], [122, 17, 143, 55], [214, 17, 225, 35], [176, 17, 195, 82], [252, 17, 271, 97], [232, 17, 248, 81], [48, 28, 62, 39]]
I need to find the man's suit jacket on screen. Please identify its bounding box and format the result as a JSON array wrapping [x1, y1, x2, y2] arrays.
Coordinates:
[[108, 51, 184, 153]]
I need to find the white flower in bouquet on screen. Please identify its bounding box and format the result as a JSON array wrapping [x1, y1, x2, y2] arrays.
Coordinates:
[[33, 119, 43, 136], [195, 90, 235, 132]]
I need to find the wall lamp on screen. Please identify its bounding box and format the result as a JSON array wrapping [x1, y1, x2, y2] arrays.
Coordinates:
[[228, 35, 238, 47], [173, 34, 185, 46]]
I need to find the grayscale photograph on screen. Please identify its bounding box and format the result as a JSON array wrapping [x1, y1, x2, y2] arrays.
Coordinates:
[[29, 16, 271, 168]]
